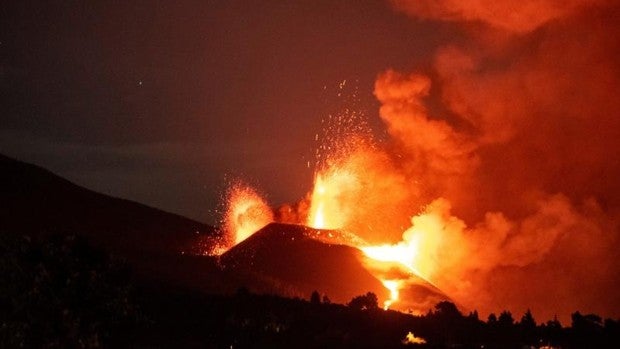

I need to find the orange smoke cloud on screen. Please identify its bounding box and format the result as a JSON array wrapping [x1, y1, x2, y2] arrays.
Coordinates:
[[390, 0, 607, 33], [374, 70, 479, 210], [371, 0, 620, 321], [393, 195, 586, 307]]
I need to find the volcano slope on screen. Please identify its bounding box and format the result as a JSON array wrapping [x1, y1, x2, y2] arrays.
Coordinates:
[[0, 153, 225, 292], [219, 222, 449, 313]]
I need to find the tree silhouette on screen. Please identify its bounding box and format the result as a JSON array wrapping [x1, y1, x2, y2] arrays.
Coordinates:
[[604, 318, 620, 347], [498, 310, 514, 326], [571, 311, 605, 347], [520, 309, 536, 328], [310, 290, 321, 304], [434, 301, 461, 319], [428, 301, 468, 344], [0, 233, 139, 348], [519, 309, 537, 345], [494, 311, 516, 344], [348, 292, 378, 310], [540, 315, 563, 347]]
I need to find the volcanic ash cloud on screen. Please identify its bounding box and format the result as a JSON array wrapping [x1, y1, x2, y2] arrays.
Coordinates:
[[372, 0, 620, 320]]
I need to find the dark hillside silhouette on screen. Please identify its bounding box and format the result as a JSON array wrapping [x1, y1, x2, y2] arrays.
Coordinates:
[[0, 153, 229, 296], [0, 153, 215, 256], [0, 233, 139, 347], [220, 223, 390, 303]]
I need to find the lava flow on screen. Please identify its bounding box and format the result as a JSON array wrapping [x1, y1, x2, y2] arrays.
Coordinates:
[[381, 280, 401, 310], [305, 157, 436, 310]]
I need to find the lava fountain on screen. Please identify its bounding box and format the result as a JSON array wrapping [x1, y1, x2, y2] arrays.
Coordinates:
[[306, 170, 431, 309], [304, 140, 438, 310], [307, 168, 359, 230], [223, 181, 273, 247]]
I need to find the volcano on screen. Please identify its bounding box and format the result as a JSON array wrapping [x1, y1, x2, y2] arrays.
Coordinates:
[[0, 153, 449, 314], [220, 223, 387, 302], [220, 222, 449, 313]]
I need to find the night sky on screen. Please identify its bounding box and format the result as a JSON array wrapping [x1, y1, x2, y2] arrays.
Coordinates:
[[1, 0, 459, 223]]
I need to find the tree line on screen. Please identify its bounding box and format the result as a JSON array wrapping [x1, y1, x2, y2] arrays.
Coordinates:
[[1, 232, 618, 348]]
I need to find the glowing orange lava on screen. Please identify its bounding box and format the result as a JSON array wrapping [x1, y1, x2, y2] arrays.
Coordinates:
[[361, 243, 421, 275], [220, 106, 446, 311], [381, 279, 401, 310], [307, 168, 359, 230], [223, 182, 273, 247], [307, 174, 327, 228], [306, 164, 428, 310], [402, 331, 427, 345]]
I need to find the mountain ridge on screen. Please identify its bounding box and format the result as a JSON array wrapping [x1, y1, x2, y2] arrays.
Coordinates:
[[0, 153, 215, 256]]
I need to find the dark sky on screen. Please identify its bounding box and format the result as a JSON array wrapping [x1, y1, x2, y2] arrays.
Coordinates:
[[0, 0, 454, 223]]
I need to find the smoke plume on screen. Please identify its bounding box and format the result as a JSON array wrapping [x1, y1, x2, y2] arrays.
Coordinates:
[[372, 0, 620, 320]]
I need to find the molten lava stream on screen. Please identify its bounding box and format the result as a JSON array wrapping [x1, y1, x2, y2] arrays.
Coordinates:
[[306, 162, 444, 310], [361, 243, 421, 276], [307, 170, 416, 310], [381, 280, 401, 310]]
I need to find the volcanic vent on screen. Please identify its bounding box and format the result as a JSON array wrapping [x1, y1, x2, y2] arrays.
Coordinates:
[[219, 222, 449, 314]]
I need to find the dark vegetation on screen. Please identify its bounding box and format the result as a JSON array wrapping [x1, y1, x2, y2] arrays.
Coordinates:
[[0, 233, 139, 348], [2, 232, 619, 348]]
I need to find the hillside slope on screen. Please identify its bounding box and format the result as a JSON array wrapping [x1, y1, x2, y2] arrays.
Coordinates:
[[0, 153, 214, 256]]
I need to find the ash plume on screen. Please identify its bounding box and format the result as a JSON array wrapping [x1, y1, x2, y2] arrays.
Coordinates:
[[372, 0, 620, 320]]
